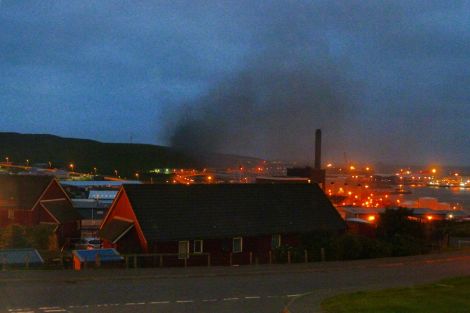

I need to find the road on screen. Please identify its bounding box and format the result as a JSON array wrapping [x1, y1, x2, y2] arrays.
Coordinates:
[[1, 251, 470, 313]]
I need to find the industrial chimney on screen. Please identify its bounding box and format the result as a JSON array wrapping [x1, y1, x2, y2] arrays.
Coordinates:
[[314, 129, 322, 170], [286, 128, 326, 190]]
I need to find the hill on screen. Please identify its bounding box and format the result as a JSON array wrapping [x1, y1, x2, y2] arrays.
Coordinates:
[[0, 133, 261, 177]]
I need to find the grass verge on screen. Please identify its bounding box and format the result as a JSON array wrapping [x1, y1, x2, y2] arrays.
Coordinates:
[[321, 276, 470, 313]]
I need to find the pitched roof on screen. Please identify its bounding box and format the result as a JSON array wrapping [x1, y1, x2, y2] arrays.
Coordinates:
[[0, 175, 53, 209], [0, 248, 44, 265], [99, 218, 134, 243], [122, 183, 345, 241], [41, 199, 81, 223]]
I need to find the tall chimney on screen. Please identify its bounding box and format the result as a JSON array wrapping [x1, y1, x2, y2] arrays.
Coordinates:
[[314, 129, 322, 170]]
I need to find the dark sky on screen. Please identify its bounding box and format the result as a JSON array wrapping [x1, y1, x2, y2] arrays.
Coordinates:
[[0, 1, 469, 165]]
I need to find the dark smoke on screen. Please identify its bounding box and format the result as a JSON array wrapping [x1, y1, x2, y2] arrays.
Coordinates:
[[169, 7, 360, 163]]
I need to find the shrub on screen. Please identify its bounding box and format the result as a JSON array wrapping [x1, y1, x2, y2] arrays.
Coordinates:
[[329, 234, 392, 260], [0, 224, 57, 250]]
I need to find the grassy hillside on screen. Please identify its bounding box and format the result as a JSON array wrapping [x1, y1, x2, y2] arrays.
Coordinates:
[[0, 133, 260, 177]]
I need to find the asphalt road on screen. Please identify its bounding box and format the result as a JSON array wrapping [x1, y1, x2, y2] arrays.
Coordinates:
[[1, 251, 470, 313]]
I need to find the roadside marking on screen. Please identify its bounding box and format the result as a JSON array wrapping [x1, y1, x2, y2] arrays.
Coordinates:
[[287, 294, 303, 298], [223, 297, 240, 301], [245, 296, 261, 299], [150, 301, 170, 304], [43, 310, 66, 313], [202, 299, 218, 302], [125, 303, 137, 306], [176, 300, 194, 303], [69, 305, 87, 309]]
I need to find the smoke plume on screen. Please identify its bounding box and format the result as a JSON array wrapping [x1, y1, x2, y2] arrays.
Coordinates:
[[169, 8, 360, 163]]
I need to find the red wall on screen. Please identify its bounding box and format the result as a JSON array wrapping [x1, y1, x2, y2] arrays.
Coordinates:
[[100, 190, 148, 252], [137, 233, 303, 266], [0, 180, 80, 245]]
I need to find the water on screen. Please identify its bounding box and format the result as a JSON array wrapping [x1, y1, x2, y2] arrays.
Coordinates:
[[396, 186, 470, 212]]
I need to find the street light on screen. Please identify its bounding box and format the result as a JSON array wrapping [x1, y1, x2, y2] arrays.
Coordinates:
[[69, 163, 75, 172]]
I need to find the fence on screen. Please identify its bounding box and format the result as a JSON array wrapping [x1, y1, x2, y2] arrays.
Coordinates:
[[121, 249, 327, 269], [0, 247, 339, 270], [449, 236, 470, 248]]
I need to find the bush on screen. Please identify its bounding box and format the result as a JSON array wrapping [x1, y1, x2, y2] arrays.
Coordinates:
[[376, 208, 425, 241], [387, 234, 427, 256], [329, 234, 392, 260], [0, 224, 57, 250], [0, 224, 29, 248]]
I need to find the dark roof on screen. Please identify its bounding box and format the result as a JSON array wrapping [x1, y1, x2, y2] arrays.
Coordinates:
[[99, 218, 134, 243], [122, 183, 345, 241], [0, 175, 53, 209], [41, 199, 81, 223], [72, 248, 123, 262], [0, 249, 44, 265]]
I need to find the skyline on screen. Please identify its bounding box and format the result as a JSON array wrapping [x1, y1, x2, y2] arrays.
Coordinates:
[[0, 1, 469, 165]]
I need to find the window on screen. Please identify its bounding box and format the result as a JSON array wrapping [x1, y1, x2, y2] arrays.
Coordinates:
[[193, 240, 203, 254], [178, 241, 189, 259], [7, 208, 14, 220], [233, 237, 243, 253], [271, 234, 281, 249]]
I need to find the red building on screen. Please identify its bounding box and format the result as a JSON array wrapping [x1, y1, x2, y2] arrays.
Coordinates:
[[100, 184, 345, 265], [0, 175, 81, 246]]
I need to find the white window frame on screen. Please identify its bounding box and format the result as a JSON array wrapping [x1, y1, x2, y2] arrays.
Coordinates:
[[271, 234, 281, 249], [7, 208, 14, 220], [193, 239, 203, 254], [233, 237, 243, 253], [178, 240, 189, 259]]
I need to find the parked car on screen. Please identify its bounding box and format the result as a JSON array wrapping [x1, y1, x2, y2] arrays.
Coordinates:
[[72, 238, 102, 250]]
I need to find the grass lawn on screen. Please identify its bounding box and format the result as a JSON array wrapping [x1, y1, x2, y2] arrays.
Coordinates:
[[321, 276, 470, 313]]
